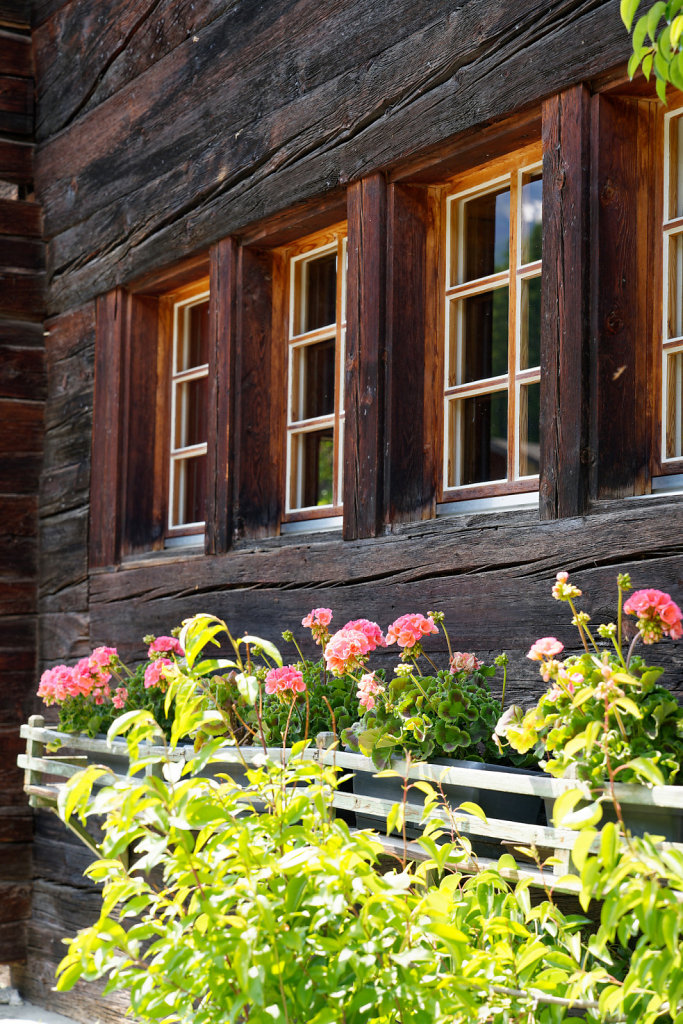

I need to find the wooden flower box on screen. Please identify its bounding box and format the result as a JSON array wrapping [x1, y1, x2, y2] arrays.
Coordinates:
[[18, 715, 683, 892]]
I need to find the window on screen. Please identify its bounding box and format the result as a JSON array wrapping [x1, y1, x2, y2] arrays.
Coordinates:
[[441, 148, 542, 500], [662, 110, 683, 472], [283, 226, 347, 520], [166, 283, 210, 539]]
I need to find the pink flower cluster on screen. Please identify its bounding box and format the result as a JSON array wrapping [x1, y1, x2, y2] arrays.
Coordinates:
[[37, 647, 118, 706], [301, 608, 333, 645], [449, 652, 481, 675], [264, 665, 306, 695], [624, 588, 683, 644], [144, 659, 172, 690], [112, 686, 128, 709], [386, 613, 438, 650], [356, 672, 384, 711], [527, 637, 565, 682], [324, 619, 385, 675], [551, 570, 582, 601], [147, 636, 184, 659]]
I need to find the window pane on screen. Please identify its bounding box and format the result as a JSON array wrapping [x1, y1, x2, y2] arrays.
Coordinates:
[[521, 173, 543, 264], [295, 250, 337, 334], [667, 232, 683, 340], [174, 376, 207, 448], [520, 277, 541, 369], [291, 338, 336, 421], [519, 381, 540, 476], [447, 392, 508, 486], [291, 428, 334, 508], [454, 187, 510, 285], [178, 299, 209, 371], [172, 454, 206, 526], [665, 350, 683, 459], [449, 288, 509, 386]]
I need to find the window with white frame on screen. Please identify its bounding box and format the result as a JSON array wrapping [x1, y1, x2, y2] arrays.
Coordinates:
[[662, 110, 683, 467], [168, 284, 210, 535], [442, 149, 543, 498], [284, 226, 347, 518]]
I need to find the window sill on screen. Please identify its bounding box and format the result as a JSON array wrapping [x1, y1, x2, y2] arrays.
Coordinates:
[[436, 491, 539, 517]]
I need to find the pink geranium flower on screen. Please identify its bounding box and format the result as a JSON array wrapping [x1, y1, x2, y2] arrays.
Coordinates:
[[356, 671, 384, 711], [147, 636, 184, 659], [144, 658, 172, 690], [343, 619, 386, 652], [526, 637, 564, 661], [624, 588, 683, 643], [302, 608, 333, 629], [449, 652, 481, 674], [112, 687, 128, 710], [264, 665, 306, 695], [302, 608, 333, 646], [386, 613, 438, 650], [37, 664, 76, 705], [324, 628, 372, 675]]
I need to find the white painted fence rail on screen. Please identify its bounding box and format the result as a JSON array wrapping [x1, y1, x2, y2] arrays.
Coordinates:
[[19, 715, 683, 893]]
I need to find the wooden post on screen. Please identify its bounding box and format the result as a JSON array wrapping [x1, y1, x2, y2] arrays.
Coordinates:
[[384, 182, 437, 523], [344, 173, 387, 539], [540, 85, 591, 520], [206, 238, 237, 554], [24, 713, 45, 809]]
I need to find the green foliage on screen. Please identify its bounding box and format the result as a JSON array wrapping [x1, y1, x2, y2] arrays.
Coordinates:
[[355, 667, 532, 770], [501, 651, 683, 785], [56, 711, 616, 1024], [622, 0, 683, 100]]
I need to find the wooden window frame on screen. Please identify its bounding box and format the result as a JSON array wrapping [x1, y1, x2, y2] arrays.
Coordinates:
[[659, 103, 683, 478], [439, 142, 543, 503], [279, 223, 347, 523], [164, 279, 210, 542]]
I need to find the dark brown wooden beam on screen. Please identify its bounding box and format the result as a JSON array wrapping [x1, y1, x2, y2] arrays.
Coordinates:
[[0, 198, 41, 236], [0, 138, 32, 183], [540, 84, 591, 520], [344, 173, 387, 539], [0, 72, 33, 135], [384, 182, 437, 524], [590, 94, 653, 498], [0, 31, 31, 77], [206, 238, 236, 554], [232, 245, 283, 539], [89, 290, 125, 567]]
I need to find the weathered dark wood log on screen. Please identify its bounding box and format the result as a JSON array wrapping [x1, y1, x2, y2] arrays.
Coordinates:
[[0, 235, 45, 272], [344, 174, 386, 540], [0, 1, 30, 29], [0, 883, 30, 922], [0, 32, 31, 77], [0, 271, 44, 320], [0, 138, 32, 183], [0, 920, 26, 963], [0, 398, 42, 452], [0, 809, 32, 844], [40, 506, 88, 597], [0, 199, 40, 237], [34, 0, 632, 315], [0, 316, 43, 347], [206, 238, 236, 554], [0, 73, 33, 134], [233, 245, 283, 539], [540, 85, 591, 519], [384, 182, 436, 523], [0, 344, 45, 400]]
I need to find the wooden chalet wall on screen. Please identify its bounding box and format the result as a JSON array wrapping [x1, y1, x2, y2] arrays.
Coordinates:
[[2, 0, 681, 1016], [0, 0, 43, 970]]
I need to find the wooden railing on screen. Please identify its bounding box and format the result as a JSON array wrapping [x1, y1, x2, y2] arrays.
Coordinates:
[[19, 715, 683, 892]]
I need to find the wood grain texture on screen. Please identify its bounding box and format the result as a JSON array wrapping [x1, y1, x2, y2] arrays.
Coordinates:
[[343, 174, 386, 540], [0, 72, 33, 134], [205, 237, 236, 554], [0, 31, 32, 77], [89, 293, 122, 566], [540, 86, 590, 520], [590, 94, 650, 498], [0, 138, 32, 183], [232, 245, 282, 539], [0, 2, 30, 29], [33, 0, 631, 315], [384, 182, 436, 523]]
